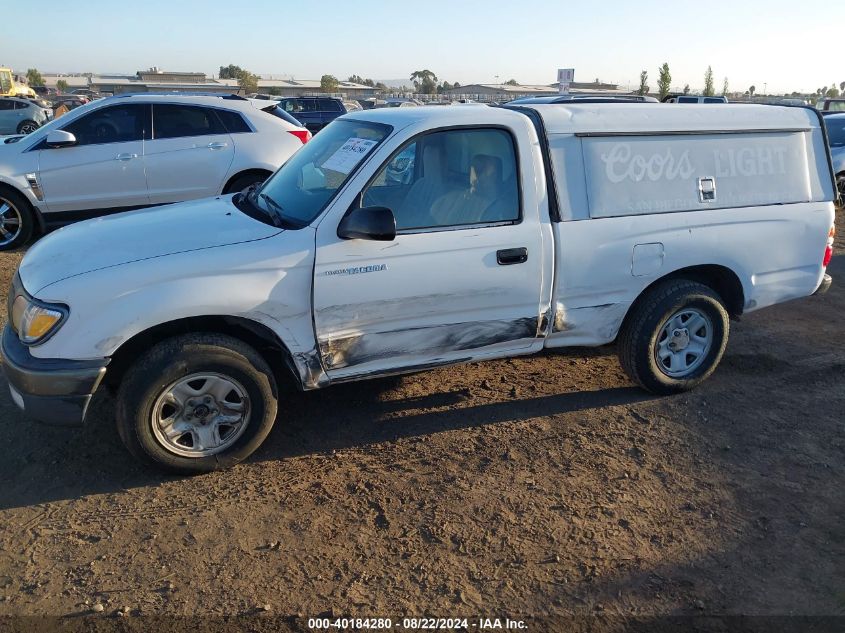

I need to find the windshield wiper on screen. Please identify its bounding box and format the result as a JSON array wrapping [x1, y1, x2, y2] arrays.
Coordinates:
[[257, 193, 287, 228]]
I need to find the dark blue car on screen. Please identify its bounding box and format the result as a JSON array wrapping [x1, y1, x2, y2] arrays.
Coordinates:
[[277, 97, 346, 133]]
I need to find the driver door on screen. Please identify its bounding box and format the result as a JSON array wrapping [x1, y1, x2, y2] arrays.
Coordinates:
[[312, 126, 548, 380], [38, 103, 150, 213]]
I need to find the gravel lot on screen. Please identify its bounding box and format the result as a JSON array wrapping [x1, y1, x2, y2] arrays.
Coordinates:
[[0, 210, 842, 631]]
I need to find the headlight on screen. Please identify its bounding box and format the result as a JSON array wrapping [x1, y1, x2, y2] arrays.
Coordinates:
[[8, 274, 68, 345]]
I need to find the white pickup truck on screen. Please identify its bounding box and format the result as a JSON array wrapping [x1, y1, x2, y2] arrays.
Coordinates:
[[1, 104, 836, 473]]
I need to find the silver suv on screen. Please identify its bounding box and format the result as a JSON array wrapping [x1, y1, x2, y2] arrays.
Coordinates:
[[0, 97, 49, 135]]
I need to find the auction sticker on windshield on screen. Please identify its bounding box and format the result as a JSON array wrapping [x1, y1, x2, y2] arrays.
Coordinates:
[[321, 138, 378, 174]]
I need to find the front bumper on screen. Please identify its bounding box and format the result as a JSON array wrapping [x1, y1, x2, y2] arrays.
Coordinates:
[[0, 325, 109, 426]]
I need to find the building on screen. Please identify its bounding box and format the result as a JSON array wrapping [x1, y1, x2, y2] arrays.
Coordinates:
[[443, 81, 629, 102], [43, 69, 377, 98]]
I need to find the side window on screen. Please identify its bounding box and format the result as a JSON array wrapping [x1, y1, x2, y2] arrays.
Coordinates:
[[678, 96, 698, 103], [318, 98, 341, 112], [14, 101, 29, 110], [299, 99, 318, 112], [363, 128, 520, 231], [153, 104, 226, 139], [62, 104, 149, 146], [215, 108, 251, 133], [704, 97, 724, 104], [0, 100, 14, 111], [282, 99, 299, 113]]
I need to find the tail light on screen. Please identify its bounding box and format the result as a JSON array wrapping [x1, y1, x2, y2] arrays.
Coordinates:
[[288, 129, 311, 144], [823, 225, 834, 267]]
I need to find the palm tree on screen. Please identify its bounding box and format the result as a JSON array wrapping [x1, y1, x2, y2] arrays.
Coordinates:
[[748, 85, 756, 98]]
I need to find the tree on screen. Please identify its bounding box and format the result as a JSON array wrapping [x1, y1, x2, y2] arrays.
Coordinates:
[[439, 81, 453, 93], [827, 85, 841, 98], [410, 69, 438, 94], [374, 82, 389, 92], [504, 79, 519, 86], [348, 75, 365, 84], [840, 81, 845, 93], [321, 74, 339, 93], [218, 65, 244, 80], [657, 63, 671, 99], [26, 68, 44, 87], [748, 85, 756, 98], [56, 79, 69, 93], [453, 81, 461, 89], [683, 84, 691, 94], [637, 70, 649, 96], [722, 77, 729, 97], [703, 66, 715, 97], [238, 71, 259, 94]]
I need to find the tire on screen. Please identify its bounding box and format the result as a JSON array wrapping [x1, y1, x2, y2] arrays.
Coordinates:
[[115, 333, 278, 474], [17, 120, 39, 135], [0, 187, 36, 251], [223, 172, 269, 195], [836, 174, 845, 205], [618, 280, 729, 394]]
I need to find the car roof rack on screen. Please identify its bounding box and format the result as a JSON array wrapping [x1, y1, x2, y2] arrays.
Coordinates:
[[109, 92, 247, 100]]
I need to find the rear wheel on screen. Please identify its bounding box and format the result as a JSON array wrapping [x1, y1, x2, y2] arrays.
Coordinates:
[[0, 188, 35, 250], [17, 120, 39, 135], [836, 173, 845, 204], [618, 280, 729, 394], [116, 333, 278, 474], [223, 172, 269, 195]]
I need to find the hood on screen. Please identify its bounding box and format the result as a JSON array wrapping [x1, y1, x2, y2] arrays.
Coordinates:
[[20, 196, 282, 294], [831, 145, 845, 174]]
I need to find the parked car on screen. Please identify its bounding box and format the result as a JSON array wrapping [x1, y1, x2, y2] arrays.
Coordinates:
[[71, 88, 100, 99], [31, 86, 58, 99], [0, 93, 309, 249], [52, 96, 88, 112], [248, 98, 310, 142], [825, 113, 845, 199], [818, 98, 845, 113], [1, 103, 835, 473], [663, 95, 728, 103], [509, 94, 659, 104], [277, 96, 346, 132], [0, 97, 49, 135]]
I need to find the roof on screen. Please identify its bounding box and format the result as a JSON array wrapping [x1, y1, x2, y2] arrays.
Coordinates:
[[343, 102, 823, 136], [528, 103, 822, 134]]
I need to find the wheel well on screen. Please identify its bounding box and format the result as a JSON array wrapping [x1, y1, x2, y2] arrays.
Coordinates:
[[222, 169, 273, 194], [0, 182, 44, 234], [620, 264, 746, 336], [104, 315, 300, 392]]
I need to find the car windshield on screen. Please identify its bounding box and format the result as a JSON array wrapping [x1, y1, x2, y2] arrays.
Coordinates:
[[827, 119, 845, 147], [255, 119, 391, 226]]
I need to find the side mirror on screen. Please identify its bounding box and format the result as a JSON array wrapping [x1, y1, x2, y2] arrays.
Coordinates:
[[45, 130, 77, 148], [337, 206, 396, 241]]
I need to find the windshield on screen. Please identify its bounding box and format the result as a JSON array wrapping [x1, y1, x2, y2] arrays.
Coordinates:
[[256, 119, 391, 226], [827, 118, 845, 147]]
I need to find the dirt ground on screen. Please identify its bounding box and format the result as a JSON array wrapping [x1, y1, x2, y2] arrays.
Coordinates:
[[0, 211, 843, 632]]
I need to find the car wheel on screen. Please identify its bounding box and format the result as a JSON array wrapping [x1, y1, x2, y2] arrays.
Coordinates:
[[618, 279, 729, 394], [0, 188, 36, 250], [116, 333, 278, 474], [837, 174, 845, 204], [17, 120, 39, 135], [223, 172, 269, 195]]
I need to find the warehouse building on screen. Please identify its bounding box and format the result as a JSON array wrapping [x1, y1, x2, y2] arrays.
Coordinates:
[[443, 81, 629, 101]]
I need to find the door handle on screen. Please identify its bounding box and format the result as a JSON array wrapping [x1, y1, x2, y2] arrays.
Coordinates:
[[207, 142, 228, 150], [496, 247, 528, 265], [115, 153, 138, 161]]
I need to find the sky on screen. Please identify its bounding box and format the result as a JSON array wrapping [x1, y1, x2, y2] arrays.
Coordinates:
[[2, 0, 842, 95]]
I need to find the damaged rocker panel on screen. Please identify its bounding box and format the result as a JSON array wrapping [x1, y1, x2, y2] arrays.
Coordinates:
[[319, 316, 539, 370]]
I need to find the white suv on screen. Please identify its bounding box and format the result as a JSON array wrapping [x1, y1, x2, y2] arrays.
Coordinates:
[[0, 94, 309, 250]]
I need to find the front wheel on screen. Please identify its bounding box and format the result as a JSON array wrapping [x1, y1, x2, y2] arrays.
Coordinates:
[[618, 280, 729, 394], [116, 333, 278, 474], [0, 188, 35, 250], [17, 120, 39, 135]]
